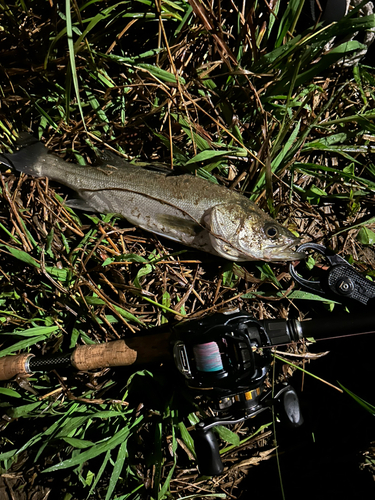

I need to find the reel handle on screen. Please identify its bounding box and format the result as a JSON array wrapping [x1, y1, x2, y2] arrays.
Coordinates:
[[193, 423, 224, 476]]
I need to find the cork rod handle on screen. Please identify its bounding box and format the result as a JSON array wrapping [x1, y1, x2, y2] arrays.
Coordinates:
[[0, 353, 34, 381], [71, 333, 171, 370], [71, 340, 137, 371], [0, 332, 172, 380]]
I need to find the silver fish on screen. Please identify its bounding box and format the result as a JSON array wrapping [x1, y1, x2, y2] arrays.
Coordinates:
[[1, 138, 305, 262]]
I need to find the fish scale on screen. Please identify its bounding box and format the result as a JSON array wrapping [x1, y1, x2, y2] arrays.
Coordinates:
[[0, 137, 305, 262]]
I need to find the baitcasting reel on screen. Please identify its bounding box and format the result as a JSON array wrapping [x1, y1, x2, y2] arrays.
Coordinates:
[[171, 311, 305, 475]]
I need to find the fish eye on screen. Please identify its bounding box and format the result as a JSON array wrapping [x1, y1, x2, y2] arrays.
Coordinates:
[[265, 224, 278, 239]]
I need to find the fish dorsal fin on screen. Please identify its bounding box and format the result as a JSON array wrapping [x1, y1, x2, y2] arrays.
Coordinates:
[[94, 150, 175, 175], [134, 162, 173, 174], [94, 149, 134, 169]]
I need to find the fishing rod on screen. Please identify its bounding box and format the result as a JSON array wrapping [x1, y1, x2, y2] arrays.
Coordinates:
[[1, 242, 375, 475], [3, 309, 374, 381], [1, 310, 375, 475]]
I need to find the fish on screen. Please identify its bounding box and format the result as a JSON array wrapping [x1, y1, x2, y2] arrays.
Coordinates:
[[0, 136, 305, 262]]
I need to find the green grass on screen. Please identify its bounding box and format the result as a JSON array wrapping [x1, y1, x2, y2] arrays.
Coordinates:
[[1, 0, 375, 498]]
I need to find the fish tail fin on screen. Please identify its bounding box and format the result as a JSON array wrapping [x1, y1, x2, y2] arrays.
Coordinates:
[[1, 140, 48, 177], [0, 153, 13, 170]]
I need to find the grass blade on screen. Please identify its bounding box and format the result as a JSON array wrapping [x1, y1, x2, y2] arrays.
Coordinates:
[[43, 415, 143, 472], [65, 0, 86, 130], [105, 440, 128, 500]]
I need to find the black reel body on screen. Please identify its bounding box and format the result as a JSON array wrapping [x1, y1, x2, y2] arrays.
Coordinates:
[[171, 311, 304, 475], [172, 311, 273, 410]]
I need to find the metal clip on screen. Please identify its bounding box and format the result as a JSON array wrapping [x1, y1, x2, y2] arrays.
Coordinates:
[[289, 242, 375, 305]]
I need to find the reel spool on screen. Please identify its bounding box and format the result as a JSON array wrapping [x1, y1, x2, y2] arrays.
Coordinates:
[[172, 312, 276, 410]]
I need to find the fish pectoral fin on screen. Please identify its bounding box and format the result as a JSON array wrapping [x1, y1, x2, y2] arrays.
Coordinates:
[[155, 214, 202, 237]]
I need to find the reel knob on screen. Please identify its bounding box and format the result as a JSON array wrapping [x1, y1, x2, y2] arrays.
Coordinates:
[[193, 422, 224, 476], [277, 385, 304, 428]]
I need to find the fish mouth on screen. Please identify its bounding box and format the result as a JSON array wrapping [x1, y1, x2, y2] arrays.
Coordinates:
[[263, 242, 306, 262]]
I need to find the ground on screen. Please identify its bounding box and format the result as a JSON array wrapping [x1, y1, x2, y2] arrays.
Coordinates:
[[1, 1, 375, 499]]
